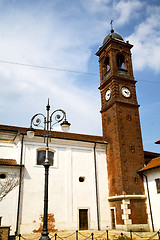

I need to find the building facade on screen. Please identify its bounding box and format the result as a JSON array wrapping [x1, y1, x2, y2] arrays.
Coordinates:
[[139, 157, 160, 232], [0, 29, 160, 234], [0, 126, 110, 234]]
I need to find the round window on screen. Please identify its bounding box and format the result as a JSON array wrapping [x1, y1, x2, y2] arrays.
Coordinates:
[[79, 177, 85, 182], [0, 173, 6, 179]]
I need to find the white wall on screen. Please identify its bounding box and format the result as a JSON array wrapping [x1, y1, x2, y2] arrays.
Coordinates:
[[96, 148, 111, 229], [18, 136, 110, 234], [0, 138, 22, 235], [143, 169, 160, 231], [0, 166, 20, 234], [0, 141, 18, 161], [0, 134, 110, 234]]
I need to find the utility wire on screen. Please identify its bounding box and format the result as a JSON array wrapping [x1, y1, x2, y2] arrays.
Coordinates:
[[136, 79, 160, 84], [0, 59, 160, 84], [0, 60, 98, 76]]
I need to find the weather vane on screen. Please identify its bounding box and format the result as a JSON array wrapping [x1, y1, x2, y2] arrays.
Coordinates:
[[110, 20, 114, 33]]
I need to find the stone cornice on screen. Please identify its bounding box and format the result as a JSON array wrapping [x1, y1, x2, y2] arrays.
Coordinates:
[[108, 194, 147, 201]]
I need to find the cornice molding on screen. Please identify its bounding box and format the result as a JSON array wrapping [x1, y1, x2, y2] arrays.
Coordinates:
[[100, 100, 139, 113], [99, 75, 136, 90], [108, 194, 147, 201]]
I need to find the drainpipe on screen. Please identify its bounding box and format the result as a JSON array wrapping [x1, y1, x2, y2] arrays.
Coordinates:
[[15, 134, 24, 236], [143, 173, 154, 232], [94, 143, 100, 230]]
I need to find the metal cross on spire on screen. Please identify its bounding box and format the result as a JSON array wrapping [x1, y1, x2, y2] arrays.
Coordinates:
[[110, 20, 114, 33]]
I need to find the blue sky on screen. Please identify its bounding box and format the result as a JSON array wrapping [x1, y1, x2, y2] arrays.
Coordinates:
[[0, 0, 160, 153]]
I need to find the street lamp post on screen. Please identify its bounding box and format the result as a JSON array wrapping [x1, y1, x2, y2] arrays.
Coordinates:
[[27, 99, 71, 240]]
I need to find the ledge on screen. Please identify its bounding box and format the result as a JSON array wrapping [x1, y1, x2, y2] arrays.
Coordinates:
[[100, 100, 139, 113], [108, 194, 147, 201]]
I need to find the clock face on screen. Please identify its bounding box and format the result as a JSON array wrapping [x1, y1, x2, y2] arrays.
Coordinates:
[[105, 89, 111, 101], [121, 87, 131, 98]]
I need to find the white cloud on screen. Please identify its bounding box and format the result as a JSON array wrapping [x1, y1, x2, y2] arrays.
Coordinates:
[[126, 5, 160, 72], [114, 0, 144, 26], [81, 0, 111, 14], [0, 0, 159, 142], [0, 1, 103, 135]]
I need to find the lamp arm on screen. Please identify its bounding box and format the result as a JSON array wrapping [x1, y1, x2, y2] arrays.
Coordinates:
[[50, 109, 66, 128], [30, 113, 46, 128]]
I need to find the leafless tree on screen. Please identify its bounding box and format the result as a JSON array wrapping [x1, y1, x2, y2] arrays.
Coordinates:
[[0, 173, 19, 201]]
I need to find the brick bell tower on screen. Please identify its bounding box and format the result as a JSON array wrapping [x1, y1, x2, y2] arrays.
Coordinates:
[[96, 27, 149, 231]]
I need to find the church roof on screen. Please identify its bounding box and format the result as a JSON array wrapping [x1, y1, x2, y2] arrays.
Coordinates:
[[155, 140, 160, 144], [0, 158, 23, 167], [0, 124, 107, 144], [0, 159, 17, 165], [96, 29, 131, 57], [143, 150, 160, 157], [139, 157, 160, 172], [103, 29, 124, 45]]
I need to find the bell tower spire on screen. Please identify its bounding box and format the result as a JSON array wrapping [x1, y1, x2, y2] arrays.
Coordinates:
[[96, 28, 149, 231]]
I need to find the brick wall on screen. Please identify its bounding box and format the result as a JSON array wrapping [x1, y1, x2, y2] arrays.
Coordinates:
[[97, 36, 148, 228], [103, 103, 145, 196]]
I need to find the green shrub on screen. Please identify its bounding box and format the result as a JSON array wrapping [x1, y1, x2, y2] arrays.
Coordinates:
[[117, 235, 132, 240]]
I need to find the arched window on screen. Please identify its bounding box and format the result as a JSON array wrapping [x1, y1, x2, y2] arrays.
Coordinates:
[[104, 56, 110, 73], [117, 54, 125, 69], [37, 150, 54, 166]]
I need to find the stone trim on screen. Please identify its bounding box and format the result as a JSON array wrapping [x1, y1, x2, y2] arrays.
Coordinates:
[[116, 224, 149, 232], [108, 194, 147, 201], [108, 195, 149, 231], [121, 199, 132, 225]]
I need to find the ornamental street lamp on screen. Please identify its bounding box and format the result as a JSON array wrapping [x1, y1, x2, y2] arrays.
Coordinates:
[[27, 99, 71, 240]]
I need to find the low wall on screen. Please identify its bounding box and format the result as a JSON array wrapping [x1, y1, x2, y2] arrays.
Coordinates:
[[0, 226, 10, 240]]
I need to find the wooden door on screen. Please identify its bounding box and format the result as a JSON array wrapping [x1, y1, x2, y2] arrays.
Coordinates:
[[111, 209, 116, 229], [79, 209, 88, 230]]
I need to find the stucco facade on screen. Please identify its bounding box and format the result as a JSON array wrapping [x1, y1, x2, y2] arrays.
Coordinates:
[[0, 129, 110, 234], [140, 166, 160, 231]]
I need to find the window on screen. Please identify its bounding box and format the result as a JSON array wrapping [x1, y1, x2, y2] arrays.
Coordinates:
[[37, 150, 54, 166], [79, 177, 85, 182], [0, 174, 6, 179], [104, 57, 110, 72], [155, 178, 160, 194], [117, 54, 125, 69]]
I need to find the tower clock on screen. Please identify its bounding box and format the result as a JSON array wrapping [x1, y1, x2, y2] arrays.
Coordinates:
[[96, 28, 149, 231]]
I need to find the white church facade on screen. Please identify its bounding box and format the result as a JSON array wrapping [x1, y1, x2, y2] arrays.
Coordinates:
[[0, 126, 110, 234]]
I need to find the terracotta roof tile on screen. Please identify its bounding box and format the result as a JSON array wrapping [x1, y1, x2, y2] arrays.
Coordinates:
[[139, 157, 160, 172], [0, 159, 17, 165]]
